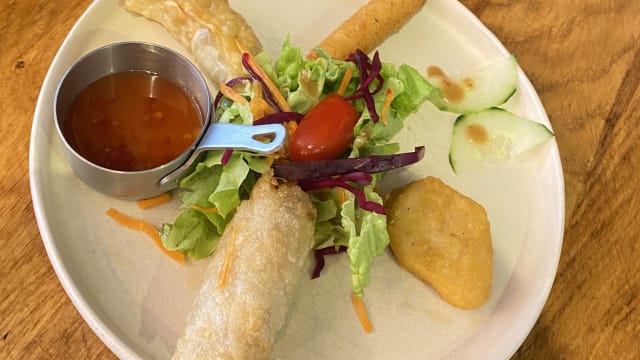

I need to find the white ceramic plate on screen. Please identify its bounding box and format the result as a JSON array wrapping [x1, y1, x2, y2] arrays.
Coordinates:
[[30, 0, 565, 359]]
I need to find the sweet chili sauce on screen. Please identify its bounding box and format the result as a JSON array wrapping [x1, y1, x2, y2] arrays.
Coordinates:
[[62, 71, 202, 171]]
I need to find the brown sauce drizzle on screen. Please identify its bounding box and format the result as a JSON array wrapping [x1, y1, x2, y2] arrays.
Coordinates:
[[426, 65, 475, 104], [465, 123, 488, 144]]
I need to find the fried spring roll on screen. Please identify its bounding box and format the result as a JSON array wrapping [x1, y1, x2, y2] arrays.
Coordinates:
[[308, 0, 427, 60], [123, 0, 262, 84], [172, 171, 316, 360]]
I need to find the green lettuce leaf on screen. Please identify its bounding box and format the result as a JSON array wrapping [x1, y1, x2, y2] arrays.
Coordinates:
[[161, 149, 268, 259], [308, 190, 349, 248], [178, 162, 221, 208], [341, 185, 390, 298], [260, 37, 357, 114], [207, 153, 250, 218], [160, 210, 219, 259], [216, 98, 254, 125], [394, 64, 438, 117]]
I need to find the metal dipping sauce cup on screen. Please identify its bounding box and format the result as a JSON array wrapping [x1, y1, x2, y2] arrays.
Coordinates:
[[54, 42, 285, 200]]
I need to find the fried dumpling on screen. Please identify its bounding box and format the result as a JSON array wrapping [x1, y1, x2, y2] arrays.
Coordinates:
[[123, 0, 262, 84]]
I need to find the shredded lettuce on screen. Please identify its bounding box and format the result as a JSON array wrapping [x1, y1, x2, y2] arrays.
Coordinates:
[[257, 37, 356, 114], [341, 180, 389, 297], [308, 190, 349, 248]]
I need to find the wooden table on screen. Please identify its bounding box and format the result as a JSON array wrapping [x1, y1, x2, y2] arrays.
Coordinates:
[[1, 0, 638, 358]]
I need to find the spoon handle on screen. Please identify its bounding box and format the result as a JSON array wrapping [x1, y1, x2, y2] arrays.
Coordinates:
[[200, 123, 286, 154], [159, 123, 286, 189]]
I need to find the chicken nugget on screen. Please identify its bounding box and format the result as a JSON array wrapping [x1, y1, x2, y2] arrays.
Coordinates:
[[386, 176, 493, 309]]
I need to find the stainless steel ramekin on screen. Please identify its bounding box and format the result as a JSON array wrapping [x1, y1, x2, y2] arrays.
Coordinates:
[[54, 42, 285, 200]]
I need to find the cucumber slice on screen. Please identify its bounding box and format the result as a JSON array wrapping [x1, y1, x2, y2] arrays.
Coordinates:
[[427, 55, 518, 114], [449, 108, 554, 173]]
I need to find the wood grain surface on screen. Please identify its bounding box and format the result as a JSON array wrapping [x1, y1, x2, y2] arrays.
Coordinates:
[[1, 0, 638, 359]]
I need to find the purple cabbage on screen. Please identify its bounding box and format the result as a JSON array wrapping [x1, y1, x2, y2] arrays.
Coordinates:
[[253, 111, 304, 125], [344, 50, 384, 123], [312, 245, 348, 279], [299, 172, 386, 215], [241, 53, 283, 112]]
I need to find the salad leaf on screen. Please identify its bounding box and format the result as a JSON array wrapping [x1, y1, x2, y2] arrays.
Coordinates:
[[216, 96, 254, 125], [179, 162, 222, 208], [160, 211, 219, 259], [160, 150, 269, 259], [341, 183, 389, 298], [308, 191, 349, 248], [394, 64, 439, 117], [207, 152, 250, 217], [258, 37, 356, 114]]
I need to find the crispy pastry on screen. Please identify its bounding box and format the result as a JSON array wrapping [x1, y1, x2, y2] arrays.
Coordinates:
[[172, 171, 316, 360], [386, 176, 493, 309], [123, 0, 262, 84], [308, 0, 427, 59]]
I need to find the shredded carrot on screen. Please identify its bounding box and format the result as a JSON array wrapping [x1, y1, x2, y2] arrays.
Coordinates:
[[337, 67, 354, 96], [282, 120, 299, 159], [380, 87, 394, 125], [236, 40, 291, 112], [219, 82, 248, 105], [351, 293, 373, 333], [106, 208, 185, 265], [217, 231, 236, 288], [136, 192, 171, 209], [284, 120, 298, 135], [337, 188, 349, 206], [250, 97, 274, 120], [251, 78, 263, 98], [249, 81, 275, 120], [235, 40, 251, 54], [188, 205, 219, 214]]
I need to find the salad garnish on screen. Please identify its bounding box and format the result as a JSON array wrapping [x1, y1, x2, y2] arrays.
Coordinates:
[[160, 37, 434, 298], [158, 36, 554, 299]]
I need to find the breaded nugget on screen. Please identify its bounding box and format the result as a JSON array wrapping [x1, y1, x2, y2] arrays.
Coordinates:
[[386, 176, 493, 309], [308, 0, 427, 59], [172, 171, 316, 360]]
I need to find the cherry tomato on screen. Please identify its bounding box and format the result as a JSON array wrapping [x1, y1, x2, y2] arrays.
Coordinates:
[[287, 93, 359, 161]]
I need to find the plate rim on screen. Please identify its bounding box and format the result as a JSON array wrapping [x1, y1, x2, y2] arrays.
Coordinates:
[[28, 0, 565, 359], [29, 1, 145, 358]]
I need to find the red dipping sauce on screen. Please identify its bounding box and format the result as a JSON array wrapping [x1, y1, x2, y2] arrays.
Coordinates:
[[62, 71, 202, 171]]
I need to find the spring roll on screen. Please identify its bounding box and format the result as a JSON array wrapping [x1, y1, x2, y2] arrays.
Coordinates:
[[123, 0, 262, 84], [308, 0, 427, 60], [172, 171, 316, 360]]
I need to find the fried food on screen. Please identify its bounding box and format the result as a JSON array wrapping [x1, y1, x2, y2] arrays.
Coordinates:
[[172, 171, 316, 360], [123, 0, 262, 84], [308, 0, 427, 60], [386, 176, 493, 309]]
